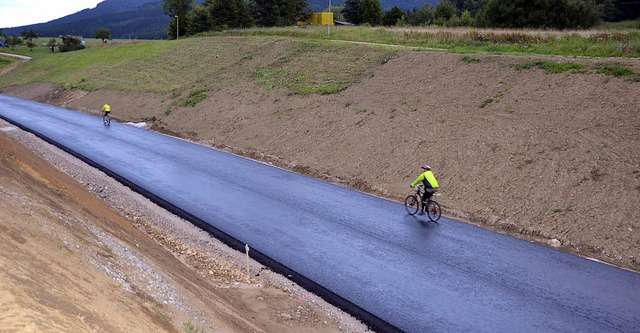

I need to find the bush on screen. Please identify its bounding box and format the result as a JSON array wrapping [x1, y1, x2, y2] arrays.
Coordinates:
[[595, 65, 634, 77], [181, 89, 208, 107], [59, 36, 85, 52], [514, 61, 583, 73]]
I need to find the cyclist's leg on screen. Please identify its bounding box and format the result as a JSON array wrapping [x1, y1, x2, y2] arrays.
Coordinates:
[[423, 189, 435, 204], [420, 191, 428, 210]]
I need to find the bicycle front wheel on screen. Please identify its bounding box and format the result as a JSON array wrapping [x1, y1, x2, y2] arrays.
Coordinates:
[[425, 200, 441, 222], [404, 195, 419, 215]]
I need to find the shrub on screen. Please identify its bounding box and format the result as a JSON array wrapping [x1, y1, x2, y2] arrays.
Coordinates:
[[461, 56, 482, 63], [58, 35, 85, 52], [595, 65, 634, 77], [513, 61, 583, 73], [480, 98, 494, 108], [181, 89, 208, 107]]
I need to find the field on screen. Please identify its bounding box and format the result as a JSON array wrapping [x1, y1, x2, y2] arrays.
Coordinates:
[[210, 25, 640, 57]]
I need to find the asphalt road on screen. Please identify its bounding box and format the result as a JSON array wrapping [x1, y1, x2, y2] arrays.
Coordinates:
[[1, 95, 639, 333]]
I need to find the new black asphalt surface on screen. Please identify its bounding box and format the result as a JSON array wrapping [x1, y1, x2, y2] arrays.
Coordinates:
[[1, 95, 639, 332]]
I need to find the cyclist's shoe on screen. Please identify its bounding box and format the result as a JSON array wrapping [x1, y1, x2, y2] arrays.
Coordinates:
[[417, 210, 425, 215]]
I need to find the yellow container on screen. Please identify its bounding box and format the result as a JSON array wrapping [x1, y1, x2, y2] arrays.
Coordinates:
[[298, 12, 334, 26]]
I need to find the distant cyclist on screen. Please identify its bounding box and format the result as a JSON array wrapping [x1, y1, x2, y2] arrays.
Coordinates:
[[410, 164, 440, 207], [101, 103, 111, 117]]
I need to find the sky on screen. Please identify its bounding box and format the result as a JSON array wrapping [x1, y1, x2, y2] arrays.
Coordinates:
[[0, 0, 102, 28]]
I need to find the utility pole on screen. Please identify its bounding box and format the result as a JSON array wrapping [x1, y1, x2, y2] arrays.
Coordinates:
[[175, 15, 179, 40], [328, 0, 331, 37]]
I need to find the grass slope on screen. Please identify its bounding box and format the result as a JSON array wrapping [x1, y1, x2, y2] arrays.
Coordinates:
[[0, 36, 396, 95]]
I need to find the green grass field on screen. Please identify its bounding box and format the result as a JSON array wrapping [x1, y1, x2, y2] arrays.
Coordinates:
[[0, 36, 396, 95], [0, 55, 17, 69], [207, 25, 640, 58]]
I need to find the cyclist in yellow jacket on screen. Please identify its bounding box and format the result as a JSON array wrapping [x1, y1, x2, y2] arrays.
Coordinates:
[[101, 103, 111, 117], [411, 165, 440, 205]]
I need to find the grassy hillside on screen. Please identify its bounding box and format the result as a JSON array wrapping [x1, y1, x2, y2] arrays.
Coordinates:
[[1, 25, 639, 95], [0, 36, 396, 95], [0, 56, 17, 70]]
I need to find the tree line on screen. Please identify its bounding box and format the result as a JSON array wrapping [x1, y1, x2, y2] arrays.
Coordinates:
[[0, 28, 107, 52], [162, 0, 639, 38], [345, 0, 639, 29], [162, 0, 312, 38]]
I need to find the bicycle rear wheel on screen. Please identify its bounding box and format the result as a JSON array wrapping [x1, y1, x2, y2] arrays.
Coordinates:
[[103, 114, 110, 126], [404, 195, 419, 215], [425, 200, 441, 222]]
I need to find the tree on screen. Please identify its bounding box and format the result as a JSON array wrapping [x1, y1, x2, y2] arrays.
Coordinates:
[[597, 0, 616, 21], [463, 0, 481, 17], [358, 0, 383, 25], [383, 6, 406, 26], [59, 35, 85, 52], [8, 36, 23, 49], [20, 29, 38, 50], [162, 0, 195, 39], [207, 0, 253, 30], [460, 9, 475, 26], [479, 0, 602, 29], [408, 4, 435, 26], [435, 0, 457, 21], [25, 40, 36, 51], [253, 0, 308, 27], [190, 5, 212, 34], [46, 38, 58, 53], [609, 0, 640, 21], [95, 28, 111, 43], [330, 5, 345, 22], [342, 0, 361, 24]]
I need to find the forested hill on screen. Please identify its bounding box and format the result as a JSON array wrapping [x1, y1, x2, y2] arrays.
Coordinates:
[[1, 0, 172, 39], [5, 0, 635, 40], [1, 0, 438, 39]]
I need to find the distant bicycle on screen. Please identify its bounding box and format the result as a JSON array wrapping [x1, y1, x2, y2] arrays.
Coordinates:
[[103, 112, 110, 126], [404, 185, 441, 222]]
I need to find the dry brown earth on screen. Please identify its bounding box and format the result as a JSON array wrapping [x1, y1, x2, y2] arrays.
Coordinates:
[[1, 45, 640, 331]]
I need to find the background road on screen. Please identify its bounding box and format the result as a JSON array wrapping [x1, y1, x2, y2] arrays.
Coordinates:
[[1, 95, 639, 333]]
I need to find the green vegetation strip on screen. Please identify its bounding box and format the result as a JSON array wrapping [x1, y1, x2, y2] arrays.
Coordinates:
[[0, 56, 17, 69], [512, 60, 637, 78], [595, 64, 635, 76], [181, 89, 208, 107], [513, 61, 584, 73], [252, 40, 396, 95], [209, 26, 640, 58]]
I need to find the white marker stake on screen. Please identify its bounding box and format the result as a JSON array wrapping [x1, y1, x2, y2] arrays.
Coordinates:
[[245, 244, 250, 277]]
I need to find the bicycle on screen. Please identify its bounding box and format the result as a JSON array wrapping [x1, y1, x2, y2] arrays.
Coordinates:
[[404, 185, 442, 222], [103, 112, 111, 126]]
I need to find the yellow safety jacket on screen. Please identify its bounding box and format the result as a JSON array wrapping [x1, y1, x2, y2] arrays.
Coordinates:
[[411, 170, 439, 189], [102, 104, 111, 112]]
